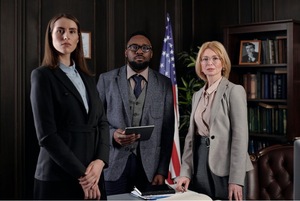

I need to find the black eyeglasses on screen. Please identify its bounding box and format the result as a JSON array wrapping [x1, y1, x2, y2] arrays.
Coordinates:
[[127, 44, 152, 53]]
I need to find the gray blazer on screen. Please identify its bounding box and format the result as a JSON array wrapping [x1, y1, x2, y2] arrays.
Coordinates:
[[180, 77, 253, 186], [97, 66, 174, 182]]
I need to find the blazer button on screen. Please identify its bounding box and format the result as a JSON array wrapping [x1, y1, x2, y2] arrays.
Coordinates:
[[64, 92, 69, 96], [125, 147, 130, 151], [211, 135, 215, 140]]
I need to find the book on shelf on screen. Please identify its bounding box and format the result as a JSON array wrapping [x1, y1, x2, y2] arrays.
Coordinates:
[[276, 35, 287, 64], [263, 73, 269, 99], [281, 74, 287, 99], [249, 74, 257, 99], [243, 73, 257, 99], [224, 21, 300, 152], [255, 102, 287, 135], [261, 40, 269, 64], [278, 105, 287, 135], [268, 39, 275, 64], [272, 74, 277, 99], [274, 38, 279, 64], [248, 106, 260, 133], [248, 103, 287, 135], [277, 73, 287, 99], [243, 72, 287, 100], [260, 36, 287, 64]]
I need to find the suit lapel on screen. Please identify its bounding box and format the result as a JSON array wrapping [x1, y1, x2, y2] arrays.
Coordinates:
[[144, 69, 157, 105], [141, 69, 158, 125], [77, 69, 96, 120], [52, 67, 86, 111], [210, 78, 229, 124], [117, 67, 132, 125]]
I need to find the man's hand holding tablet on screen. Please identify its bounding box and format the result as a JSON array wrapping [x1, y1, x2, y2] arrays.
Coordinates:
[[125, 125, 155, 141]]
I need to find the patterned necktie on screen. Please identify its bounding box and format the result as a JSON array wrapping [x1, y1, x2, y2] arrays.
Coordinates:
[[133, 74, 143, 98]]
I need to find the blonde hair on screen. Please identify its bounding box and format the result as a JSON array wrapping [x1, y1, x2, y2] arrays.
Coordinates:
[[195, 41, 231, 81]]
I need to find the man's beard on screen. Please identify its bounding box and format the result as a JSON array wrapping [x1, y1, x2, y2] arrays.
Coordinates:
[[128, 60, 150, 72]]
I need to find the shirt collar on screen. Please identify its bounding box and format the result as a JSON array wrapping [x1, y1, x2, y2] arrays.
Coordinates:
[[59, 61, 76, 74], [126, 65, 149, 81], [205, 76, 223, 95]]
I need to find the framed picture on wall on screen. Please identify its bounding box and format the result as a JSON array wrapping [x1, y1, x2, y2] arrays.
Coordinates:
[[239, 40, 261, 65], [81, 32, 91, 59]]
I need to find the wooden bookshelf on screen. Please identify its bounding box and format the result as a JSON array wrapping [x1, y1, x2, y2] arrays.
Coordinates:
[[223, 19, 300, 153]]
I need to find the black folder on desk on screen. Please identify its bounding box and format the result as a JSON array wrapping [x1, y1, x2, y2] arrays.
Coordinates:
[[133, 183, 175, 196]]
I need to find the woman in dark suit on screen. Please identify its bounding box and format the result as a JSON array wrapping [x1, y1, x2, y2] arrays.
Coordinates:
[[175, 41, 253, 200], [30, 13, 109, 200]]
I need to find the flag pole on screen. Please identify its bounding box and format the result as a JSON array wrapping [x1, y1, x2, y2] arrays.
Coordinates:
[[159, 13, 181, 184]]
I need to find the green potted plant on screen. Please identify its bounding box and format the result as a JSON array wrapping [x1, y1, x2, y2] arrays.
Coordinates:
[[177, 48, 204, 136]]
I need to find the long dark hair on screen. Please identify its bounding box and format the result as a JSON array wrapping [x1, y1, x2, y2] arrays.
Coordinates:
[[42, 13, 92, 75]]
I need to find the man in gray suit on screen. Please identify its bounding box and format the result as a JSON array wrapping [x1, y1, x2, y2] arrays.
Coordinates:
[[96, 31, 174, 195]]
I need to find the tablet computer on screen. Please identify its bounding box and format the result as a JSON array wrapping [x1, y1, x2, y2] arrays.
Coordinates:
[[133, 183, 175, 196], [125, 125, 154, 141]]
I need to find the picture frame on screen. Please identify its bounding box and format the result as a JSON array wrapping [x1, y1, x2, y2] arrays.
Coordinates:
[[239, 40, 261, 65], [81, 32, 91, 59]]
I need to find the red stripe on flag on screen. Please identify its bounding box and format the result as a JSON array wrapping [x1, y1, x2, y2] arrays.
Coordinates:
[[172, 86, 178, 115], [167, 171, 173, 184], [171, 141, 181, 176]]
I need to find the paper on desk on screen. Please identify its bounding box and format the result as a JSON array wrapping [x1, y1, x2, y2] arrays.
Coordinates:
[[159, 190, 212, 200]]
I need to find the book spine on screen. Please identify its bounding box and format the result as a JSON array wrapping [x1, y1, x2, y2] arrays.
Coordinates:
[[277, 74, 283, 99], [282, 74, 287, 99], [269, 73, 274, 99], [249, 74, 257, 99], [272, 74, 277, 99], [268, 39, 275, 64], [261, 40, 269, 64], [274, 39, 279, 64], [263, 73, 269, 99]]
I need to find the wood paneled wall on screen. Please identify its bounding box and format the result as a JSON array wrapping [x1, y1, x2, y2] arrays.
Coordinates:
[[1, 0, 300, 199]]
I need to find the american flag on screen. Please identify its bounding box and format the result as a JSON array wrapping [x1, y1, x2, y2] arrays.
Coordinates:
[[159, 13, 181, 184]]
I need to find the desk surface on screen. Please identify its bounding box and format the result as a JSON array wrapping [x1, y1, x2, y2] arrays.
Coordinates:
[[108, 190, 212, 200], [108, 193, 140, 200]]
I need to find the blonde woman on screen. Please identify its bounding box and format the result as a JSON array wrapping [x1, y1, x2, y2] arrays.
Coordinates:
[[176, 41, 253, 200]]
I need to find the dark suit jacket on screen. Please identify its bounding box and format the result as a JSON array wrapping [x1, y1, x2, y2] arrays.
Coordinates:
[[241, 52, 259, 63], [97, 66, 174, 182], [30, 66, 109, 181]]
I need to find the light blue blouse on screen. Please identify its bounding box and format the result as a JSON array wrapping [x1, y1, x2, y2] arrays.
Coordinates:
[[59, 63, 89, 113]]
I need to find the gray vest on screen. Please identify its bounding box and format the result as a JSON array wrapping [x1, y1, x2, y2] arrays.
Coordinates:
[[127, 81, 147, 153], [129, 83, 146, 126]]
